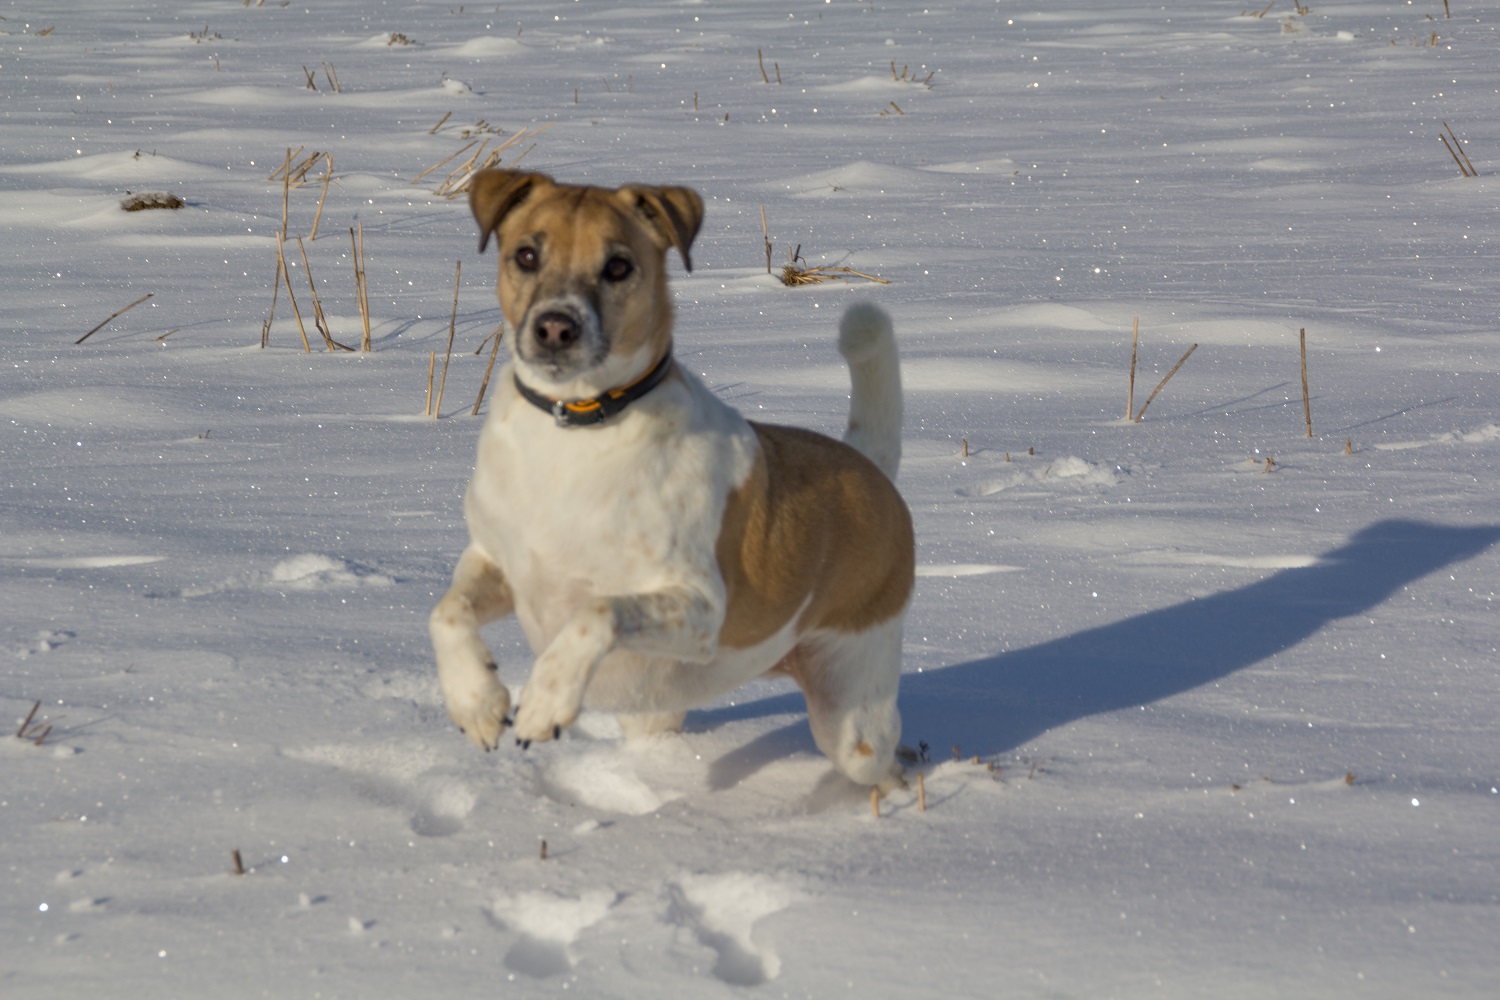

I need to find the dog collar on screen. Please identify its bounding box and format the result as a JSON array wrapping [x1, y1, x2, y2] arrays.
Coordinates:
[[513, 353, 674, 428]]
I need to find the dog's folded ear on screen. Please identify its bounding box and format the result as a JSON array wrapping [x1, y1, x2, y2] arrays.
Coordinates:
[[470, 170, 553, 253], [617, 185, 705, 273]]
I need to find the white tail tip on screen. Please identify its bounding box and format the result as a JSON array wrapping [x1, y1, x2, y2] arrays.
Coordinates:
[[838, 301, 895, 365]]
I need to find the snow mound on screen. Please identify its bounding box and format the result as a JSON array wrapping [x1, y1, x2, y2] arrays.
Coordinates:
[[265, 554, 394, 590], [451, 36, 526, 59], [538, 749, 683, 815], [969, 456, 1122, 496]]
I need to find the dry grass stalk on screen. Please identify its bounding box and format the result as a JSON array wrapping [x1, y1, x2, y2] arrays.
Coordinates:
[[1299, 327, 1312, 437], [231, 849, 246, 876], [294, 236, 352, 351], [757, 48, 770, 84], [1126, 316, 1140, 419], [16, 701, 53, 745], [261, 251, 282, 348], [267, 145, 305, 180], [276, 240, 313, 352], [302, 65, 318, 90], [780, 263, 890, 286], [870, 786, 880, 818], [280, 147, 291, 240], [1345, 438, 1353, 455], [411, 140, 477, 185], [429, 111, 453, 134], [1133, 343, 1198, 422], [154, 328, 179, 342], [1441, 122, 1478, 177], [76, 292, 155, 345], [917, 771, 926, 812], [351, 224, 372, 351], [309, 153, 334, 240], [539, 839, 548, 861], [961, 438, 968, 458], [433, 124, 555, 199], [472, 323, 504, 416], [425, 351, 436, 415], [760, 204, 772, 273], [322, 62, 341, 93], [434, 260, 461, 417]]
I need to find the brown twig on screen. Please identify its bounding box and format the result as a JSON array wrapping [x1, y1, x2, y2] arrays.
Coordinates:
[[1126, 316, 1139, 420], [231, 849, 246, 876], [870, 786, 880, 818], [1442, 121, 1478, 177], [434, 260, 461, 417], [309, 153, 334, 240], [75, 292, 154, 344], [280, 147, 291, 240], [295, 236, 352, 351], [757, 48, 770, 84], [760, 204, 772, 274], [917, 771, 926, 812], [261, 251, 281, 348], [351, 224, 372, 351], [1299, 327, 1312, 437], [15, 701, 40, 738], [425, 351, 436, 415], [276, 240, 313, 352], [1133, 343, 1198, 422], [472, 323, 504, 416]]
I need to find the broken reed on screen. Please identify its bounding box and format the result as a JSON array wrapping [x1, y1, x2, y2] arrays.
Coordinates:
[[433, 260, 461, 418], [1134, 343, 1198, 422], [351, 224, 372, 351], [75, 292, 154, 345], [15, 701, 52, 745], [410, 122, 556, 199], [1300, 327, 1312, 438], [1440, 121, 1478, 177], [1125, 316, 1139, 420], [472, 323, 504, 415], [295, 236, 353, 351]]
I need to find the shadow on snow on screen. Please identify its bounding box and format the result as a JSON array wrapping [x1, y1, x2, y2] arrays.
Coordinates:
[[700, 519, 1500, 789]]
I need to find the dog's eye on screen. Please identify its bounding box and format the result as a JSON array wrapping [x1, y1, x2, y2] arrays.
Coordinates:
[[514, 246, 539, 272], [602, 256, 634, 283]]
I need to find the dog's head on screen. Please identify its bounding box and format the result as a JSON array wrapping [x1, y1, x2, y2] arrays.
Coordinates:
[[469, 170, 703, 395]]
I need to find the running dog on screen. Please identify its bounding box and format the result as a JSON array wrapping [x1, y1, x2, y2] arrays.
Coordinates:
[[429, 170, 913, 790]]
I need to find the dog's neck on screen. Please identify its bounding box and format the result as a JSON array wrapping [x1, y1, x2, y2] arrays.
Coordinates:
[[513, 352, 675, 427]]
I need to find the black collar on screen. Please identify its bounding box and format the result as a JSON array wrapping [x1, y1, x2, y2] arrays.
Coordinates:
[[513, 353, 675, 427]]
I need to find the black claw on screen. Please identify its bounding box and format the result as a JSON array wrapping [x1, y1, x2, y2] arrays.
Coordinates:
[[485, 661, 498, 673], [502, 716, 514, 727], [517, 738, 531, 750], [553, 725, 561, 740]]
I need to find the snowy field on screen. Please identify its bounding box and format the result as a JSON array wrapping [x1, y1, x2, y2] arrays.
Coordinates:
[[3, 1, 1499, 996]]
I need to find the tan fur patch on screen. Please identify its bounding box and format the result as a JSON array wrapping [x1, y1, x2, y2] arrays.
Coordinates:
[[715, 423, 914, 649]]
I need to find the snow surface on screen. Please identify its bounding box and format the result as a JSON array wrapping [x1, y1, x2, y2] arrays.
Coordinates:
[[4, 2, 1499, 997]]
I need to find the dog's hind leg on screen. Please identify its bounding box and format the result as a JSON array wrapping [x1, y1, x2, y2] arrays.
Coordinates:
[[790, 620, 906, 792], [430, 545, 516, 750]]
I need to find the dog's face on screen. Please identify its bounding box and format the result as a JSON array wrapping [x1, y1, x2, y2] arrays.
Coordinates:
[[469, 170, 703, 392]]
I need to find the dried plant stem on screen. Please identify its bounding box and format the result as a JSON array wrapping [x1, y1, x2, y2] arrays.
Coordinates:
[[870, 786, 880, 818], [1299, 327, 1312, 438], [276, 240, 313, 352], [429, 111, 453, 134], [351, 224, 372, 351], [917, 771, 927, 812], [539, 839, 548, 861], [261, 251, 282, 348], [1126, 316, 1139, 419], [472, 323, 504, 416], [434, 260, 461, 417], [281, 147, 291, 240], [231, 849, 246, 876], [1442, 121, 1478, 177], [266, 146, 305, 181], [295, 236, 352, 351], [757, 48, 770, 84], [760, 204, 772, 273], [15, 701, 40, 738], [425, 351, 437, 415], [411, 140, 478, 185], [75, 292, 154, 345], [309, 153, 333, 240], [1133, 343, 1198, 422]]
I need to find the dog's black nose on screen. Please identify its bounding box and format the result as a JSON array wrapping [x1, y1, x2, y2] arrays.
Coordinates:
[[533, 311, 579, 350]]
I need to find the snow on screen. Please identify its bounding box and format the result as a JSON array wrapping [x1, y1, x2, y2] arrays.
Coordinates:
[[3, 1, 1498, 996]]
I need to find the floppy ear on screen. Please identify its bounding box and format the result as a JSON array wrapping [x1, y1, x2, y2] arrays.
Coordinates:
[[469, 170, 553, 253], [618, 185, 705, 273]]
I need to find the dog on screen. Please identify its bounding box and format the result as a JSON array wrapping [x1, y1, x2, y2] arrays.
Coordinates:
[[428, 170, 914, 791]]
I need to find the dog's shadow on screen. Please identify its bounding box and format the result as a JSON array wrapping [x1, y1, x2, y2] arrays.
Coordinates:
[[695, 519, 1500, 789]]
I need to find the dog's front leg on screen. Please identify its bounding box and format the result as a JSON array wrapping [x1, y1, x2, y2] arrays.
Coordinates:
[[512, 589, 720, 744], [430, 545, 516, 749]]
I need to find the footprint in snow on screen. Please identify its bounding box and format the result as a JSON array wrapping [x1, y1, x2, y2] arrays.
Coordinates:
[[16, 629, 75, 659], [668, 872, 796, 986], [487, 889, 616, 978]]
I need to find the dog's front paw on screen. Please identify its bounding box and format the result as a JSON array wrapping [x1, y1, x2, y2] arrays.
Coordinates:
[[443, 673, 513, 751], [512, 678, 581, 746]]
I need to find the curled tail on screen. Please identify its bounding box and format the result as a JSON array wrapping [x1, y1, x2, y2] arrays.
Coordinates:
[[837, 302, 902, 480]]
